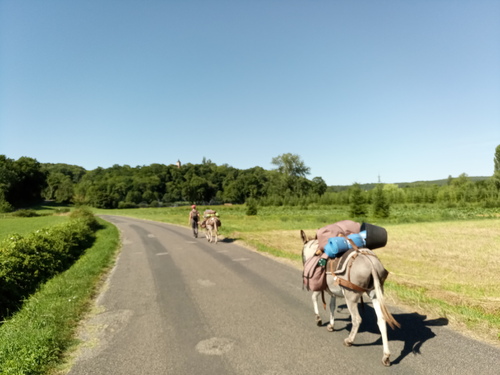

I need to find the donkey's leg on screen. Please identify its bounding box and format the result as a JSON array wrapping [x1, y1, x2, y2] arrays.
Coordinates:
[[311, 291, 322, 326], [214, 224, 218, 244], [326, 293, 337, 332], [325, 283, 343, 331], [343, 291, 362, 347], [370, 293, 391, 367]]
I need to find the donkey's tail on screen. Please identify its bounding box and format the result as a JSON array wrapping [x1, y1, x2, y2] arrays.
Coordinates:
[[371, 265, 400, 330]]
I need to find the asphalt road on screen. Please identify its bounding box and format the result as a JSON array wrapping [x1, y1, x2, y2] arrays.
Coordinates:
[[67, 215, 500, 374]]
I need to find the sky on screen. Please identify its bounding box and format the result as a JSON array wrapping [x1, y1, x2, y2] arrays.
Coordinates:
[[1, 0, 499, 186]]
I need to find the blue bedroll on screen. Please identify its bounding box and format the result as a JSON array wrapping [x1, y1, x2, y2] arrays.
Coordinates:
[[324, 232, 366, 258]]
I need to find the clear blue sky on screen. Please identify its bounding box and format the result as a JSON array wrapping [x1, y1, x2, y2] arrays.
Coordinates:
[[1, 0, 499, 186]]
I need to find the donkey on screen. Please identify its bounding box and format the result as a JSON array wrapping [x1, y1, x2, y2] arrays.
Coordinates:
[[301, 230, 400, 367], [205, 217, 221, 244]]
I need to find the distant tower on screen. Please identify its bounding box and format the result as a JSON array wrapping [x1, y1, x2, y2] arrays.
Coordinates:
[[176, 160, 181, 168], [378, 174, 381, 183]]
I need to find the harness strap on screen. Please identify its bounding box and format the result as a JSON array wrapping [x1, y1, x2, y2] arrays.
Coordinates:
[[340, 233, 359, 251], [321, 290, 326, 310], [346, 252, 356, 281], [333, 249, 369, 293], [334, 276, 368, 293]]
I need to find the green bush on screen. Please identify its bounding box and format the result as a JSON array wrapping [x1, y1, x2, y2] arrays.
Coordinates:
[[118, 201, 137, 209], [11, 209, 40, 217], [0, 199, 13, 213], [245, 198, 258, 216], [69, 206, 99, 230], [54, 207, 70, 214], [0, 213, 97, 319]]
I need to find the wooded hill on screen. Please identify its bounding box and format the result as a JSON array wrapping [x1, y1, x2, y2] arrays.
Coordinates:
[[1, 154, 499, 211]]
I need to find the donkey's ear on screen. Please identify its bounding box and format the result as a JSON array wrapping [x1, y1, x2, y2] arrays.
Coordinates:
[[300, 230, 308, 244]]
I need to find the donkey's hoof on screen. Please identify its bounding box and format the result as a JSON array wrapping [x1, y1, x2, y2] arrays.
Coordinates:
[[326, 324, 334, 332], [343, 339, 353, 347], [382, 355, 391, 367], [315, 316, 322, 326]]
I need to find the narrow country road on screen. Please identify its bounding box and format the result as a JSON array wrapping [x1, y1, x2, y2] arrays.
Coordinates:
[[67, 215, 500, 374]]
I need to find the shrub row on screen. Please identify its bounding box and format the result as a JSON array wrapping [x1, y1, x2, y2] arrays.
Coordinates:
[[0, 208, 98, 319]]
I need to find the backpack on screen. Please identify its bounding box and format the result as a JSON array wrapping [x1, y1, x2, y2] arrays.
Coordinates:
[[191, 210, 199, 222], [302, 253, 328, 292]]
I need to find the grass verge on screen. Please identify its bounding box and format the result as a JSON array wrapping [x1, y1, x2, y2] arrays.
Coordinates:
[[0, 219, 119, 375]]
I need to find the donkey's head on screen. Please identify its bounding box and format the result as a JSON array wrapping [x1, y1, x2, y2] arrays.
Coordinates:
[[300, 230, 319, 265]]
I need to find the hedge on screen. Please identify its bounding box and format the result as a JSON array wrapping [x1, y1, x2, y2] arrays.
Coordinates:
[[0, 208, 98, 319]]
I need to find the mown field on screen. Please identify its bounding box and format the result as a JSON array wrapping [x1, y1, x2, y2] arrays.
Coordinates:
[[93, 204, 500, 347]]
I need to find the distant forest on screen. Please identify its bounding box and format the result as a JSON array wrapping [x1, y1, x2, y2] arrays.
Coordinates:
[[1, 147, 500, 212], [328, 176, 491, 192]]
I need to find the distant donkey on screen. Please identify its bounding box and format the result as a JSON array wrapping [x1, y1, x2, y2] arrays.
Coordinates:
[[205, 216, 221, 244]]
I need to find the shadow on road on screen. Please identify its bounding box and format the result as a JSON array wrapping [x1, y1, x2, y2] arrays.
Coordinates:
[[331, 303, 449, 365], [388, 312, 449, 365], [219, 237, 238, 243]]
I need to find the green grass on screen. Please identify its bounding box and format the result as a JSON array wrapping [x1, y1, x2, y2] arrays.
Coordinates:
[[0, 215, 69, 240], [0, 219, 120, 375], [386, 281, 500, 341]]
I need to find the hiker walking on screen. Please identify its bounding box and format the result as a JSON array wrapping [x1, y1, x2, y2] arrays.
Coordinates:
[[189, 205, 200, 238]]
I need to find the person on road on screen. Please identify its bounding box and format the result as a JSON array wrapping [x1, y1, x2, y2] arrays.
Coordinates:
[[189, 205, 200, 238]]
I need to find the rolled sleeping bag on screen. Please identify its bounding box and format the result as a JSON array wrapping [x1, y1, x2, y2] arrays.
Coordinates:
[[324, 232, 366, 258]]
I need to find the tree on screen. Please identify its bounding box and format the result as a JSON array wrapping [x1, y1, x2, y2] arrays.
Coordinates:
[[271, 153, 310, 178], [0, 155, 16, 211], [349, 183, 367, 217], [493, 145, 500, 189], [311, 177, 327, 196], [271, 153, 310, 195], [451, 173, 470, 188], [44, 171, 74, 203], [5, 157, 46, 207], [245, 197, 258, 215], [372, 184, 390, 218], [494, 145, 500, 173], [182, 176, 213, 203]]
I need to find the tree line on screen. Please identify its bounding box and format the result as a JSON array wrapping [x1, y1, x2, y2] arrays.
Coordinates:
[[1, 147, 500, 213], [0, 154, 327, 210]]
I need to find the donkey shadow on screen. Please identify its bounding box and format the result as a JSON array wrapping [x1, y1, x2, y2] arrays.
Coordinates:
[[331, 303, 448, 365], [388, 311, 448, 365]]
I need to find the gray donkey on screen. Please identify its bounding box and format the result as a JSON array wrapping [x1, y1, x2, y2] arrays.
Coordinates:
[[301, 230, 400, 367]]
